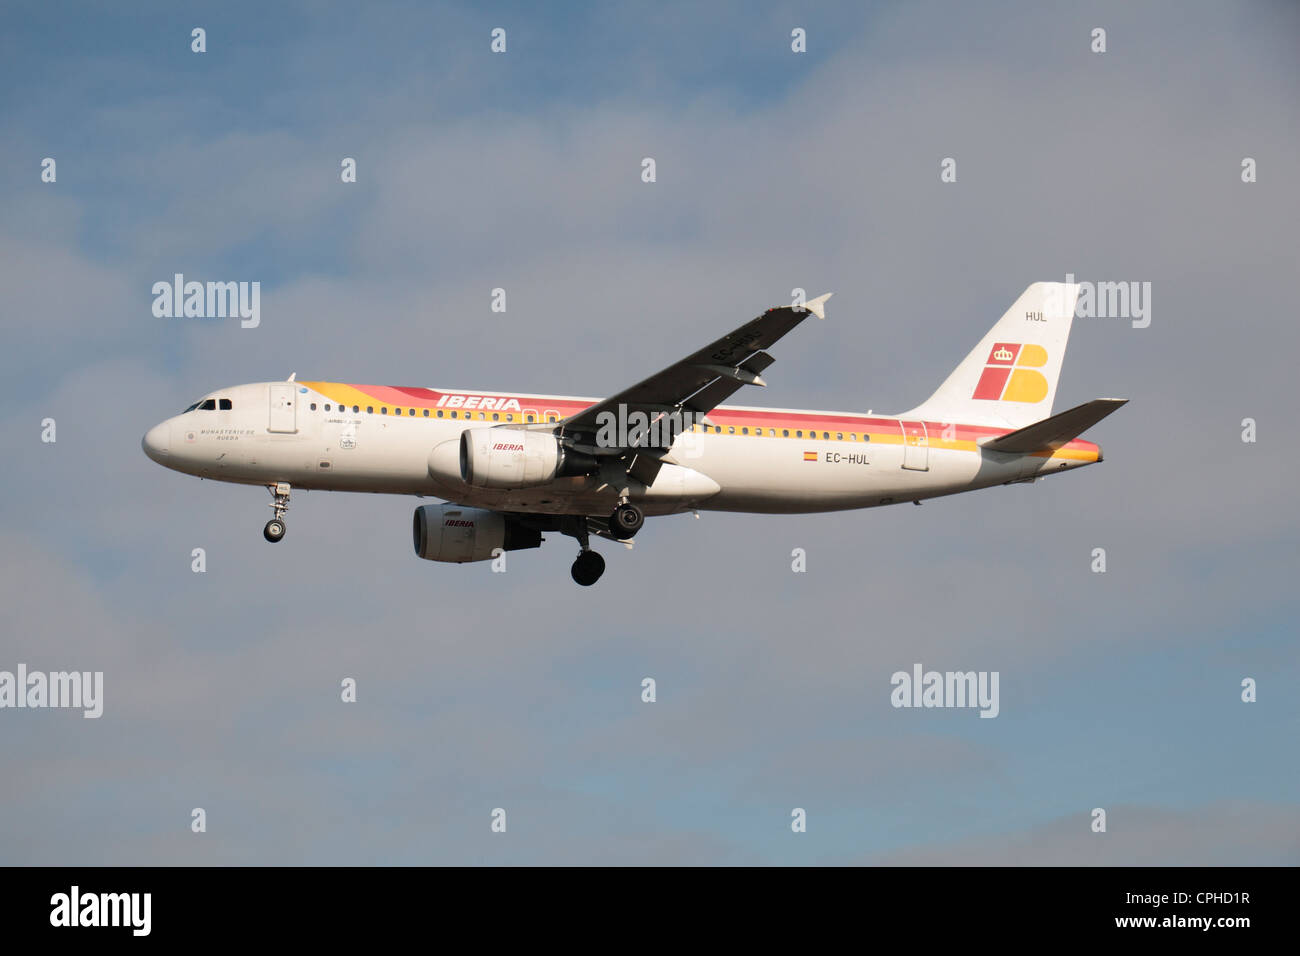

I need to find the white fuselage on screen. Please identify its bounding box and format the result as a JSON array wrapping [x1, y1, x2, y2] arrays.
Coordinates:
[[142, 381, 1101, 517]]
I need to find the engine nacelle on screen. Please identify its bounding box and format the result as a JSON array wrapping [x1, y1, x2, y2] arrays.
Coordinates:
[[459, 429, 597, 489], [412, 504, 541, 563]]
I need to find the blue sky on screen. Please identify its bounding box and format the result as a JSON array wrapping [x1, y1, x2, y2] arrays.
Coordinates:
[[1, 0, 1297, 864]]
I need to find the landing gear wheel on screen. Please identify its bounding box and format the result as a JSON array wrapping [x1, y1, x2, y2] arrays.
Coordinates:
[[610, 503, 644, 539], [264, 482, 291, 543], [570, 549, 606, 586]]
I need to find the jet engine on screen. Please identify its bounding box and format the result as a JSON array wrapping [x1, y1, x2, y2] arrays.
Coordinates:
[[412, 504, 541, 563], [458, 429, 597, 489]]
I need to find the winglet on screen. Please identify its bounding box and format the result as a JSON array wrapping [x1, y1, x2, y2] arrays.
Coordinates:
[[804, 292, 832, 320]]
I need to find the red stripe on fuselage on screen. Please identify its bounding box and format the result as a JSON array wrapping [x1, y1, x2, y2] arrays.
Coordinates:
[[329, 383, 1094, 451], [389, 386, 441, 402]]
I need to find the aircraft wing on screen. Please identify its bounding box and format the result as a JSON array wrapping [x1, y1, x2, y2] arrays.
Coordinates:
[[559, 293, 831, 453]]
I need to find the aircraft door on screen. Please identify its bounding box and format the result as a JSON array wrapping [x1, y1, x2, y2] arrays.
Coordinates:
[[900, 419, 929, 471], [268, 383, 298, 433]]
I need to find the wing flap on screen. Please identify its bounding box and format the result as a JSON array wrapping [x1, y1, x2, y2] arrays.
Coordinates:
[[561, 296, 831, 438]]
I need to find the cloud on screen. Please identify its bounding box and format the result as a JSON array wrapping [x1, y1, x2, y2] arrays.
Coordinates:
[[0, 0, 1297, 864], [868, 801, 1300, 866]]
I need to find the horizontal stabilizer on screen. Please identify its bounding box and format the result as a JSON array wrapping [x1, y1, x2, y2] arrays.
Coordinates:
[[982, 398, 1128, 454]]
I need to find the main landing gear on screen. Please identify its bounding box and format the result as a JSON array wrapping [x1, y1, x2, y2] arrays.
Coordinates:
[[609, 501, 644, 538], [565, 503, 643, 585], [571, 549, 606, 587], [263, 482, 290, 542], [567, 517, 606, 586]]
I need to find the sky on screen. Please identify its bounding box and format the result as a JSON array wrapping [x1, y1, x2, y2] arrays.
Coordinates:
[[1, 0, 1297, 865]]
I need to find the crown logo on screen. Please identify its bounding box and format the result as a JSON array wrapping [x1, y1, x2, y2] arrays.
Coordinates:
[[993, 346, 1013, 362]]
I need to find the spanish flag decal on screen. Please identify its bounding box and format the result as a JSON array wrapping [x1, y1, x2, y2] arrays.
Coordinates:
[[803, 451, 818, 461]]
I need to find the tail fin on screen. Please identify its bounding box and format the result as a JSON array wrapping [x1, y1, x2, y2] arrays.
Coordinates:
[[901, 282, 1080, 429]]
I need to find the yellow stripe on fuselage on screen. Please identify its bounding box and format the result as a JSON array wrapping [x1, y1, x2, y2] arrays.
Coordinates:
[[298, 380, 1099, 463]]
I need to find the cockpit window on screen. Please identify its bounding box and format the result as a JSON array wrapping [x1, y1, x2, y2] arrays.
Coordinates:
[[199, 399, 217, 411], [182, 402, 201, 413], [219, 398, 232, 410]]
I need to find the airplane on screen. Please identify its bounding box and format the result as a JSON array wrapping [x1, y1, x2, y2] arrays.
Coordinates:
[[142, 282, 1126, 586]]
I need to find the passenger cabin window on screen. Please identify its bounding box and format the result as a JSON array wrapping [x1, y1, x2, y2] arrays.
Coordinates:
[[423, 409, 429, 417], [410, 409, 415, 417], [310, 403, 317, 411]]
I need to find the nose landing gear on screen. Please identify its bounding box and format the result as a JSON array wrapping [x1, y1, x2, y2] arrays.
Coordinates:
[[264, 482, 291, 542]]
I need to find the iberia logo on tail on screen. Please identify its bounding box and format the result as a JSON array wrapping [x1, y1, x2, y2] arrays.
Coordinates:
[[972, 342, 1049, 403]]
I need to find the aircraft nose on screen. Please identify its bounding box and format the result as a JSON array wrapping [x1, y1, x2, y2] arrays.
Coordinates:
[[142, 421, 170, 462]]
